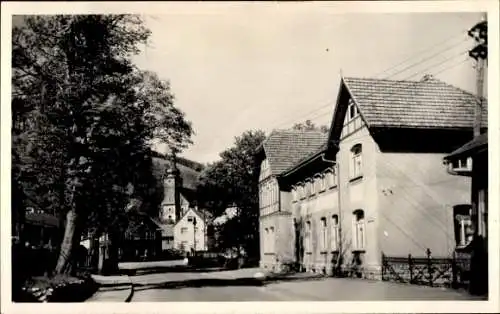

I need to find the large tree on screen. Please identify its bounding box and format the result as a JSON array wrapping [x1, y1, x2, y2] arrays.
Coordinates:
[[196, 130, 266, 259], [12, 15, 192, 274]]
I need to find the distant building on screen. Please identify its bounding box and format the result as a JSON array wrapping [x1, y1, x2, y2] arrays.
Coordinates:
[[173, 207, 212, 253], [153, 154, 211, 252], [22, 209, 61, 249], [444, 133, 488, 295], [111, 153, 212, 262], [257, 76, 487, 279]]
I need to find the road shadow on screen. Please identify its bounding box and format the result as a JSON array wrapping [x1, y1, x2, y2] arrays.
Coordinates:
[[133, 274, 326, 292], [124, 266, 226, 276]]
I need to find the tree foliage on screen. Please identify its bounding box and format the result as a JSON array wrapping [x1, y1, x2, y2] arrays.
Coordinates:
[[12, 15, 192, 274], [196, 130, 266, 257]]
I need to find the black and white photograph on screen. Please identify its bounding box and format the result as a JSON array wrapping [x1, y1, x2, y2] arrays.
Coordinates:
[[1, 1, 499, 313]]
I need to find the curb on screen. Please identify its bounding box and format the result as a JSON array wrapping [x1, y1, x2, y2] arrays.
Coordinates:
[[87, 274, 134, 302], [124, 278, 134, 303]]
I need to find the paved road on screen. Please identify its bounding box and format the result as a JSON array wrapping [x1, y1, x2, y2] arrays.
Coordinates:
[[130, 268, 480, 302]]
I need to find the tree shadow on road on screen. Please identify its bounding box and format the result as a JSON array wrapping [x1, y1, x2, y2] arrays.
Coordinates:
[[133, 274, 326, 292], [123, 266, 226, 276]]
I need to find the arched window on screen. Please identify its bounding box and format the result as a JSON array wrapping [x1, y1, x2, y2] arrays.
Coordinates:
[[299, 184, 305, 200], [292, 186, 297, 202], [320, 217, 327, 251], [305, 221, 312, 253], [269, 227, 275, 253], [319, 174, 326, 192], [264, 228, 269, 253], [350, 144, 363, 179], [331, 215, 339, 251], [310, 178, 316, 195], [352, 210, 365, 250]]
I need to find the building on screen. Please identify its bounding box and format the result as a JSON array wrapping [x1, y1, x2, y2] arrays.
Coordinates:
[[22, 209, 61, 249], [255, 129, 328, 270], [258, 76, 488, 278], [152, 154, 209, 252], [173, 207, 212, 253], [110, 154, 211, 263], [444, 133, 488, 295]]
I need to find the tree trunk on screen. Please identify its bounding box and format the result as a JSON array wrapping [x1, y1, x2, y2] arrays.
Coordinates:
[[106, 232, 120, 275], [54, 208, 78, 274]]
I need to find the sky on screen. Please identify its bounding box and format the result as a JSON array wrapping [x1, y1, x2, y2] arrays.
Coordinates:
[[130, 8, 485, 164]]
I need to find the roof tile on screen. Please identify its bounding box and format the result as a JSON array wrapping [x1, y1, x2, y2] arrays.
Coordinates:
[[343, 77, 488, 129], [262, 130, 328, 175]]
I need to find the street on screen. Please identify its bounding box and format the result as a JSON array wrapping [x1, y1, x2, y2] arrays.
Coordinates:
[[126, 268, 480, 302]]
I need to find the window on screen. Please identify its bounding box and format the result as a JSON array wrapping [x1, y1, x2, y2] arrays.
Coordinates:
[[453, 205, 473, 247], [331, 215, 340, 251], [269, 227, 275, 253], [348, 101, 359, 121], [326, 168, 337, 188], [187, 216, 194, 222], [305, 221, 312, 253], [181, 227, 188, 234], [350, 144, 363, 179], [304, 181, 310, 197], [352, 210, 366, 251], [319, 174, 326, 192], [478, 189, 487, 238], [299, 185, 305, 200], [264, 228, 269, 252], [320, 218, 328, 252]]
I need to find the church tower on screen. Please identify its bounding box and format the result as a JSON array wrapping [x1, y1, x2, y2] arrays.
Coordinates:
[[159, 155, 182, 224]]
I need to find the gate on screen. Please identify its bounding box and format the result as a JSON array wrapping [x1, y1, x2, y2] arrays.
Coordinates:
[[381, 249, 470, 289]]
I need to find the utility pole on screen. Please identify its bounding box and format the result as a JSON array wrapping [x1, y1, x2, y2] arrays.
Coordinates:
[[468, 14, 487, 137]]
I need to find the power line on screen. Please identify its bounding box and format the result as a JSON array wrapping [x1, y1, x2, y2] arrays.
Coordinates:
[[379, 37, 469, 80], [265, 32, 471, 131], [404, 49, 469, 80], [281, 48, 470, 128], [432, 58, 469, 77], [373, 30, 469, 79], [270, 99, 335, 130]]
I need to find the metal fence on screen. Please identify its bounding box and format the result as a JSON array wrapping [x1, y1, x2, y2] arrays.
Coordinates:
[[381, 249, 471, 289]]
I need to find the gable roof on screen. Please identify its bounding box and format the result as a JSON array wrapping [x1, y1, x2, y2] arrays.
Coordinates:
[[258, 129, 328, 176], [176, 207, 212, 225], [281, 142, 329, 177], [328, 76, 488, 147]]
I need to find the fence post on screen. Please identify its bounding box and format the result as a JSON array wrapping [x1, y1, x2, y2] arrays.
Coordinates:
[[408, 254, 413, 284], [451, 251, 458, 289], [426, 248, 433, 287]]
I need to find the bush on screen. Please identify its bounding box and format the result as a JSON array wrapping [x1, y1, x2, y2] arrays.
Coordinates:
[[17, 274, 98, 303]]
